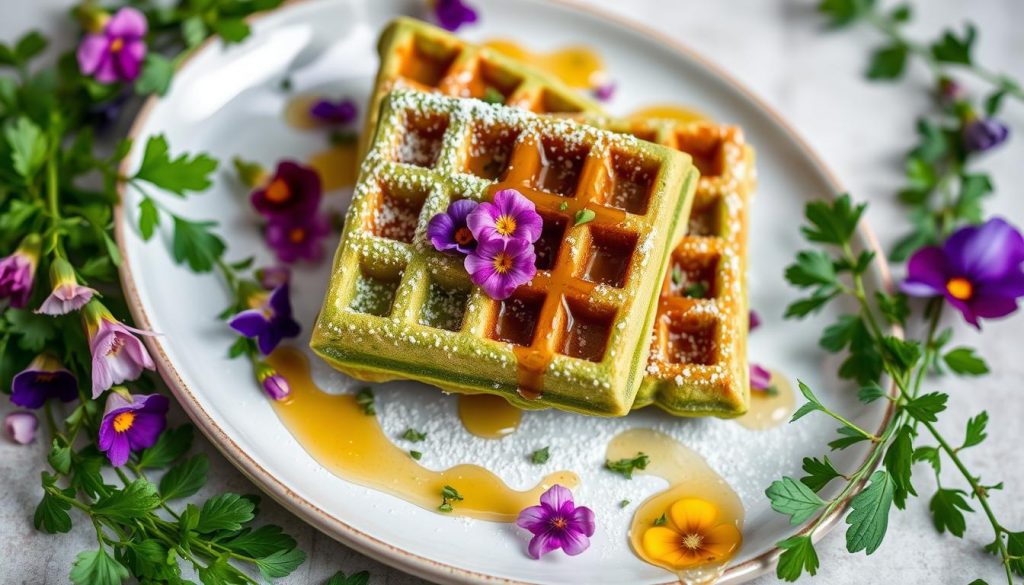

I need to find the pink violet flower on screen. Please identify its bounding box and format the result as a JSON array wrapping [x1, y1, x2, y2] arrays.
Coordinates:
[[750, 363, 772, 391], [4, 412, 38, 444], [83, 300, 156, 398], [76, 7, 148, 84], [465, 236, 536, 301], [901, 218, 1024, 328], [11, 353, 78, 409], [36, 256, 98, 315], [250, 160, 322, 220], [255, 361, 291, 401], [515, 484, 596, 559], [428, 199, 480, 255], [432, 0, 478, 31], [467, 189, 543, 244], [98, 392, 169, 467], [592, 80, 616, 102], [0, 234, 41, 309], [309, 97, 358, 125], [229, 284, 301, 356], [265, 213, 331, 263], [748, 310, 761, 332]]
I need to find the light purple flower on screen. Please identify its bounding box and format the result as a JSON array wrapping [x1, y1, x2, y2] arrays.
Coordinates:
[[592, 80, 616, 102], [428, 199, 479, 255], [98, 392, 169, 467], [11, 353, 78, 409], [36, 257, 97, 315], [257, 367, 291, 401], [229, 284, 301, 356], [251, 160, 322, 220], [516, 484, 596, 559], [310, 97, 358, 125], [901, 218, 1024, 328], [0, 235, 41, 309], [465, 237, 536, 300], [467, 189, 543, 244], [5, 412, 38, 444], [963, 117, 1009, 153], [432, 0, 478, 32], [83, 300, 156, 398], [749, 310, 761, 332], [265, 213, 331, 264], [76, 7, 148, 84], [750, 363, 772, 391]]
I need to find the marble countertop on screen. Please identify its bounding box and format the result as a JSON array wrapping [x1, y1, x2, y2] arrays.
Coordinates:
[[2, 1, 1022, 583]]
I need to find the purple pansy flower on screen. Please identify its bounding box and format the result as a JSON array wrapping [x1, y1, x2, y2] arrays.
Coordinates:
[[0, 234, 41, 309], [265, 213, 331, 263], [467, 189, 543, 244], [901, 218, 1024, 328], [229, 284, 301, 356], [310, 98, 358, 125], [83, 301, 156, 398], [37, 257, 98, 316], [750, 363, 772, 391], [98, 392, 169, 467], [432, 0, 479, 32], [465, 237, 536, 300], [5, 412, 38, 445], [515, 484, 596, 559], [963, 117, 1010, 153], [76, 7, 148, 84], [11, 353, 78, 409], [428, 199, 480, 255], [251, 161, 322, 220]]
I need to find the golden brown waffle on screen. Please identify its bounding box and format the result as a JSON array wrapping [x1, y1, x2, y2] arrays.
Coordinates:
[[311, 90, 699, 416], [362, 17, 601, 155]]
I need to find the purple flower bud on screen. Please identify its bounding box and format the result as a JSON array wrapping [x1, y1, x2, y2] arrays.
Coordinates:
[[748, 310, 761, 332], [750, 364, 773, 391], [0, 234, 41, 309], [592, 80, 616, 102], [4, 412, 38, 444], [37, 257, 97, 316], [963, 117, 1009, 153], [261, 373, 291, 401], [309, 98, 358, 125]]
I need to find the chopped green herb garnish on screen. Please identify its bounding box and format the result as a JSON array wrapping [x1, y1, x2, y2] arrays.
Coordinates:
[[683, 282, 708, 298], [355, 387, 376, 415], [409, 450, 422, 460], [671, 264, 684, 287], [482, 86, 505, 104], [278, 77, 292, 91], [438, 485, 464, 512], [329, 130, 358, 146], [530, 446, 550, 464], [764, 385, 780, 397], [605, 452, 649, 479], [653, 513, 667, 526], [402, 428, 427, 442], [574, 208, 596, 226], [619, 499, 630, 508], [559, 201, 569, 212]]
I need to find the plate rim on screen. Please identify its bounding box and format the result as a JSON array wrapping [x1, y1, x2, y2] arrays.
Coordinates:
[[113, 1, 898, 582]]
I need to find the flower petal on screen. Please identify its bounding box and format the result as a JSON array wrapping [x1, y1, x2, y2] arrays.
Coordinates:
[[107, 7, 148, 38], [105, 434, 132, 467], [669, 498, 719, 533], [527, 531, 562, 559], [945, 218, 1024, 283], [515, 504, 550, 534], [4, 412, 38, 444], [539, 484, 574, 511], [642, 526, 689, 565], [230, 309, 270, 337], [447, 199, 478, 222], [569, 505, 596, 537], [559, 528, 591, 556], [76, 35, 109, 75], [702, 523, 742, 559], [114, 39, 146, 81], [901, 246, 950, 297]]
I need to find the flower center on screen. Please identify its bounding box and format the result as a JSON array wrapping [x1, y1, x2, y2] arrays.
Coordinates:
[[265, 178, 291, 203], [680, 532, 704, 551], [495, 215, 517, 237], [109, 37, 125, 53], [454, 226, 474, 246], [36, 373, 57, 383], [492, 252, 514, 274], [550, 516, 568, 530], [107, 335, 125, 357], [289, 228, 306, 244], [946, 277, 973, 301], [112, 411, 135, 433]]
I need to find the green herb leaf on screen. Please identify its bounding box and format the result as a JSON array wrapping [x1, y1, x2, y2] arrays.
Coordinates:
[[134, 135, 218, 196], [943, 347, 989, 376], [47, 438, 72, 475], [574, 208, 596, 226], [766, 477, 826, 525], [92, 479, 161, 523], [138, 425, 194, 468], [4, 116, 48, 180], [1006, 531, 1024, 576], [605, 452, 649, 479], [785, 250, 837, 288], [69, 549, 130, 585], [159, 454, 209, 501], [196, 493, 256, 533], [409, 450, 422, 460], [881, 336, 922, 374], [845, 470, 895, 554], [817, 0, 875, 27], [255, 547, 306, 579], [801, 194, 865, 246], [776, 535, 819, 581], [441, 485, 463, 501], [653, 513, 667, 526], [929, 488, 973, 537], [875, 292, 910, 325], [134, 53, 175, 96], [34, 490, 73, 534], [212, 18, 251, 44], [325, 570, 371, 585], [858, 381, 887, 404], [785, 290, 840, 318], [401, 428, 427, 442], [558, 201, 569, 211], [800, 456, 841, 492], [171, 216, 226, 272], [930, 24, 976, 65], [828, 425, 872, 451], [955, 174, 993, 224], [222, 524, 297, 558], [883, 425, 916, 509], [530, 446, 550, 464], [618, 499, 630, 508], [482, 86, 505, 104], [961, 411, 988, 450], [912, 446, 941, 475], [904, 392, 948, 423], [13, 31, 48, 64], [790, 380, 824, 422], [137, 197, 160, 241], [819, 314, 859, 352], [356, 387, 376, 415], [838, 318, 883, 385], [866, 44, 907, 79], [682, 282, 707, 298]]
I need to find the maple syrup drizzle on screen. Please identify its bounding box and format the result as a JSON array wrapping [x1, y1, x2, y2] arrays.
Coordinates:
[[482, 40, 606, 89], [266, 348, 577, 521], [628, 104, 709, 124], [736, 368, 795, 431], [457, 394, 523, 439], [608, 429, 744, 584]]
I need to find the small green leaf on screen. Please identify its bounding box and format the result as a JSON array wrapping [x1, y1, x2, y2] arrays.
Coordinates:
[[255, 547, 306, 579], [138, 197, 160, 241], [196, 493, 256, 533], [801, 194, 866, 246], [4, 116, 48, 180], [605, 452, 650, 479], [943, 347, 989, 376], [912, 446, 941, 475], [47, 438, 72, 475], [955, 174, 993, 224], [931, 24, 976, 65], [790, 380, 824, 422], [904, 392, 948, 423], [409, 450, 422, 460], [785, 290, 839, 318], [766, 477, 826, 525], [881, 336, 921, 373], [92, 479, 161, 523], [829, 426, 871, 451], [134, 53, 175, 96], [134, 135, 218, 196], [776, 535, 819, 581], [138, 425, 193, 468], [159, 454, 209, 501], [401, 428, 427, 442], [325, 571, 371, 585], [653, 513, 667, 526], [817, 0, 875, 27], [819, 314, 859, 352], [845, 470, 895, 554], [482, 86, 505, 104], [69, 549, 129, 585], [212, 18, 251, 44], [785, 250, 837, 288], [171, 216, 226, 272], [865, 44, 907, 80], [800, 456, 841, 492], [182, 16, 208, 48], [883, 425, 916, 509], [909, 119, 949, 163], [574, 208, 596, 226], [858, 381, 887, 403], [34, 490, 73, 534], [961, 411, 988, 450], [929, 488, 973, 537], [889, 4, 912, 22], [222, 525, 297, 558], [356, 387, 376, 415], [875, 292, 909, 326], [530, 446, 550, 464], [15, 31, 47, 63]]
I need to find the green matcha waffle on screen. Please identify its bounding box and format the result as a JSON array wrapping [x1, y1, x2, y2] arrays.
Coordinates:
[[310, 90, 698, 416]]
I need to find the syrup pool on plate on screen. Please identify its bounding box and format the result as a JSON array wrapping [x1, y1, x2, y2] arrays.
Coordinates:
[[482, 40, 605, 89], [736, 368, 795, 431], [266, 347, 576, 521], [607, 429, 744, 585], [457, 394, 523, 439]]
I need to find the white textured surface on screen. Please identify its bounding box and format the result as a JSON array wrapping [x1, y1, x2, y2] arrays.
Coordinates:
[[1, 1, 1023, 584]]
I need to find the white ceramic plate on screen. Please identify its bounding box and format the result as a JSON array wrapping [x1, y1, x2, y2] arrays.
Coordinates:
[[115, 0, 893, 582]]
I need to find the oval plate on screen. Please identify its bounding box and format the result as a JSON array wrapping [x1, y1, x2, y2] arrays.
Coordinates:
[[116, 0, 892, 582]]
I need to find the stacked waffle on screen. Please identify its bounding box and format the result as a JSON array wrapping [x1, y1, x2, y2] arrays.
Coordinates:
[[311, 18, 755, 418]]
